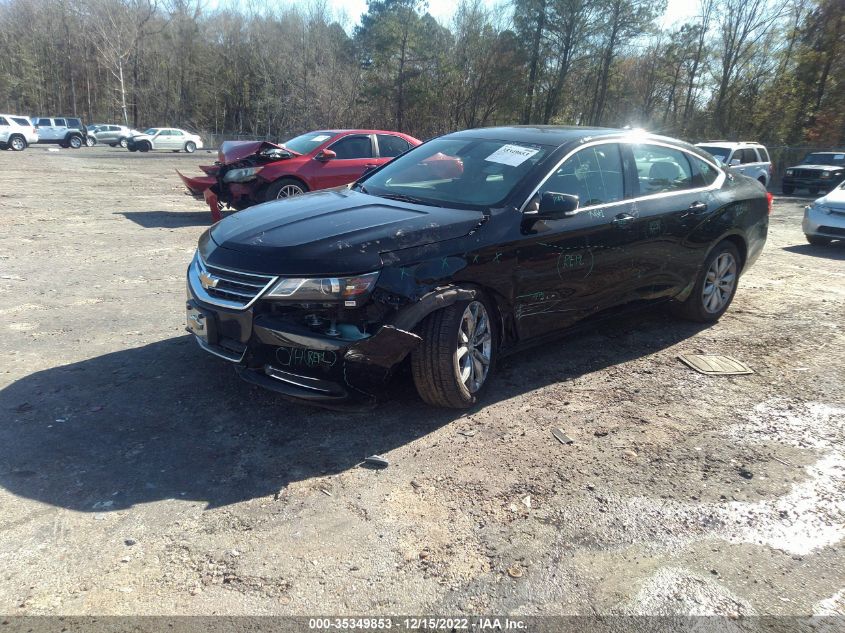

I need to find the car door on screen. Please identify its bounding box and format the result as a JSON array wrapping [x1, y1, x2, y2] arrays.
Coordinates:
[[626, 142, 719, 297], [36, 118, 55, 141], [513, 142, 642, 339], [0, 117, 9, 143], [53, 118, 68, 141], [170, 129, 186, 149], [312, 134, 377, 188]]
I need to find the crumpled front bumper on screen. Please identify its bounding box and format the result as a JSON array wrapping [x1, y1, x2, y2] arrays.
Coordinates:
[[185, 281, 421, 410], [803, 206, 845, 239]]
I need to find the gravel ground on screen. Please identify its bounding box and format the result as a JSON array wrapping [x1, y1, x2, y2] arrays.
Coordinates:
[[0, 146, 843, 616]]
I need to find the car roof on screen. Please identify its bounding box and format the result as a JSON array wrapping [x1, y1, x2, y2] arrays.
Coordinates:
[[804, 151, 845, 155], [442, 125, 620, 146], [697, 141, 765, 147]]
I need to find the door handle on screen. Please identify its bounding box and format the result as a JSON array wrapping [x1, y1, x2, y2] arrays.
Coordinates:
[[688, 201, 708, 214], [611, 213, 635, 228]]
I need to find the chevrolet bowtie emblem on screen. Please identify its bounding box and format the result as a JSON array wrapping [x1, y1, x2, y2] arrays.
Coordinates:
[[199, 270, 219, 289]]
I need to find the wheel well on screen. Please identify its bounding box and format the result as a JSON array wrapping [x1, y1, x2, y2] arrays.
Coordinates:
[[757, 175, 767, 185], [263, 175, 309, 197], [722, 234, 748, 271]]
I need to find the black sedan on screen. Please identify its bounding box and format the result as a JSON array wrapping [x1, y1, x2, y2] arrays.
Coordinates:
[[185, 126, 770, 409]]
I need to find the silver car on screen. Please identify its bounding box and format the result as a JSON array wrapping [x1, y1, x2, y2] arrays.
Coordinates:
[[90, 124, 140, 148], [803, 181, 845, 245]]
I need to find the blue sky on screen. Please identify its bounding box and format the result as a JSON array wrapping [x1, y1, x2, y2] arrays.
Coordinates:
[[212, 0, 701, 31]]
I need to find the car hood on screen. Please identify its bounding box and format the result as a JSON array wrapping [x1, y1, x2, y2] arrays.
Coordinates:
[[791, 164, 844, 171], [819, 187, 845, 208], [217, 140, 298, 165], [203, 190, 485, 275]]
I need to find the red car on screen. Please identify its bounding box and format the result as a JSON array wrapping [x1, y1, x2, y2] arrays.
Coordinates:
[[178, 129, 421, 221]]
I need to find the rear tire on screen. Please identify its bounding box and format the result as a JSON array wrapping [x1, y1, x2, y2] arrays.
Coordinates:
[[411, 296, 497, 409], [782, 185, 794, 195], [806, 235, 832, 246], [265, 177, 308, 201], [184, 141, 196, 153], [68, 135, 82, 149], [671, 240, 741, 323], [9, 135, 26, 151]]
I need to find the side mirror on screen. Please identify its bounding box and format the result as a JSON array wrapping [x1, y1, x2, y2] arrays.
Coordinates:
[[317, 149, 337, 161], [537, 191, 580, 219], [730, 158, 741, 166]]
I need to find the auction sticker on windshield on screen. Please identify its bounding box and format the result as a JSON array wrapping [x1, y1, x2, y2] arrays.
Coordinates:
[[311, 135, 331, 142], [485, 144, 539, 167]]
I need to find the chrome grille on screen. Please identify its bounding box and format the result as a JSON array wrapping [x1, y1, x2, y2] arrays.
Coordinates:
[[189, 254, 277, 309]]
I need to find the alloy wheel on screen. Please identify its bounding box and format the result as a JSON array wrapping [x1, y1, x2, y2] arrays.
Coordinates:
[[276, 184, 304, 198], [702, 252, 737, 313], [10, 137, 25, 151], [454, 301, 492, 393]]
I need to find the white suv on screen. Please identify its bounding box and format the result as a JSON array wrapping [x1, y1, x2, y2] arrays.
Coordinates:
[[0, 115, 38, 151], [695, 141, 773, 187]]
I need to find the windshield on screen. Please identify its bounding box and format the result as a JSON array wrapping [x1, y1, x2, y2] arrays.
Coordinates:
[[359, 138, 553, 208], [802, 153, 845, 166], [143, 128, 159, 135], [282, 131, 336, 155], [698, 146, 730, 163]]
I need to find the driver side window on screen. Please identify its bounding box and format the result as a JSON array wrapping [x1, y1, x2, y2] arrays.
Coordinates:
[[538, 144, 624, 208], [328, 135, 373, 159]]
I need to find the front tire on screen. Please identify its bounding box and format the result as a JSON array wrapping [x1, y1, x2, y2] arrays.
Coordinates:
[[411, 297, 496, 408], [9, 135, 26, 151], [671, 240, 741, 323], [809, 187, 820, 196], [265, 177, 308, 201], [782, 185, 794, 195], [139, 141, 151, 152], [806, 235, 832, 246], [85, 135, 96, 147], [119, 138, 128, 148], [184, 141, 196, 153]]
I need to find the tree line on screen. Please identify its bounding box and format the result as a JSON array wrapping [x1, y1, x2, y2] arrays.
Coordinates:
[[0, 0, 841, 146]]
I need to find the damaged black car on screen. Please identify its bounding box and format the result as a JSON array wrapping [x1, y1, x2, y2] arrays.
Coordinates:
[[186, 126, 770, 409]]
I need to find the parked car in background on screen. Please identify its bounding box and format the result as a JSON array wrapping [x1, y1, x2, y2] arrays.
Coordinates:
[[126, 128, 203, 153], [177, 129, 422, 220], [90, 123, 140, 148], [33, 116, 88, 149], [0, 114, 38, 150], [782, 151, 845, 195], [803, 182, 845, 245], [696, 141, 773, 187], [185, 126, 770, 409]]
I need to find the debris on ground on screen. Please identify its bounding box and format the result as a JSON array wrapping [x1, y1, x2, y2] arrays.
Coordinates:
[[507, 564, 524, 578], [552, 427, 574, 444], [363, 455, 389, 469], [678, 354, 754, 376]]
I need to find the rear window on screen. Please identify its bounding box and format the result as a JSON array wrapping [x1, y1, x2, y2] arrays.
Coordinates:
[[0, 117, 8, 126], [67, 118, 81, 128], [738, 148, 758, 164], [11, 117, 29, 126], [377, 134, 411, 157], [757, 147, 770, 162]]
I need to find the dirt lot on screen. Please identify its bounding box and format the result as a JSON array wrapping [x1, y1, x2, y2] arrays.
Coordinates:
[[0, 146, 843, 617]]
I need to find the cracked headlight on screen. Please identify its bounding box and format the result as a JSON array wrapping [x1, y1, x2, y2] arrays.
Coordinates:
[[223, 166, 263, 183], [266, 272, 380, 305], [809, 202, 832, 215]]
